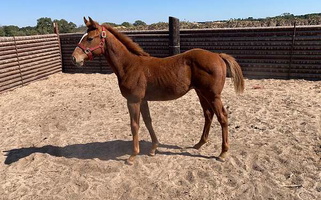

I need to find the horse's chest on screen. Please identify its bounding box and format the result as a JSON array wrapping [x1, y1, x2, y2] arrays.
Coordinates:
[[118, 74, 146, 100]]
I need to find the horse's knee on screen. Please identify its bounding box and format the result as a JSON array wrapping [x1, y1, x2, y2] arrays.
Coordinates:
[[131, 121, 139, 130]]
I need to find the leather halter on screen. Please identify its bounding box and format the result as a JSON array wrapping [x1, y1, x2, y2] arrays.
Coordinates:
[[77, 26, 107, 60]]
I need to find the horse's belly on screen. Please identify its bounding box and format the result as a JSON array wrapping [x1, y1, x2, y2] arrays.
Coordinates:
[[144, 84, 191, 101]]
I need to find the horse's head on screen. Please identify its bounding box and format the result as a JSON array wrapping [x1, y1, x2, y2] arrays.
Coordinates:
[[72, 17, 107, 67]]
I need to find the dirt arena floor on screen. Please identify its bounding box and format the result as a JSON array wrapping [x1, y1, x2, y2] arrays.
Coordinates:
[[0, 73, 320, 200]]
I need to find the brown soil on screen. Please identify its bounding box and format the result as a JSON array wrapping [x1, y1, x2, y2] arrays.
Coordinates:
[[1, 73, 320, 199]]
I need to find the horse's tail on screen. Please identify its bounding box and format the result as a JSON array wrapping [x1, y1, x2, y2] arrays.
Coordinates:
[[219, 53, 245, 94]]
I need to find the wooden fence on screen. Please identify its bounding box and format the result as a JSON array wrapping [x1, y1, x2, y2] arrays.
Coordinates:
[[1, 24, 320, 93], [180, 25, 321, 79], [60, 30, 169, 73], [0, 34, 62, 92], [60, 25, 321, 80]]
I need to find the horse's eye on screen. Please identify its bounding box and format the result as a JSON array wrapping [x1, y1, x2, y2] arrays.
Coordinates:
[[87, 37, 93, 42]]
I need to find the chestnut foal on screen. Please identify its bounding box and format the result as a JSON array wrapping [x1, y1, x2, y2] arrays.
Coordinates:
[[72, 17, 244, 164]]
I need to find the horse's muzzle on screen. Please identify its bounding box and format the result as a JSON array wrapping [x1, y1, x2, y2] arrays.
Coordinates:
[[71, 56, 84, 67]]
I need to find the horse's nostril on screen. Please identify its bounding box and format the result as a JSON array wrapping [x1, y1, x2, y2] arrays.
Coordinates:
[[71, 56, 76, 65]]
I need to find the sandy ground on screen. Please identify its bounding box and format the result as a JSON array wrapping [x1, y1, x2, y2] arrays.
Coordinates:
[[0, 73, 320, 200]]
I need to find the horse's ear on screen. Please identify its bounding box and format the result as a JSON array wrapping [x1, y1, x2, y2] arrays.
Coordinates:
[[88, 17, 97, 28], [84, 16, 92, 28], [88, 17, 94, 24], [84, 17, 88, 25], [86, 16, 98, 29]]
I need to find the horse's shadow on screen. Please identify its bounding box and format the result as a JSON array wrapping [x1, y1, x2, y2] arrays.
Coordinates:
[[4, 140, 213, 165], [3, 140, 143, 165]]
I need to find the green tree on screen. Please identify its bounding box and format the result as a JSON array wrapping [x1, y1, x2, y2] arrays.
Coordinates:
[[103, 22, 118, 27], [0, 26, 5, 36], [3, 25, 20, 36], [281, 13, 294, 19], [121, 22, 132, 27], [73, 25, 87, 33], [36, 17, 53, 34], [53, 19, 76, 33], [133, 20, 146, 26], [20, 26, 38, 35]]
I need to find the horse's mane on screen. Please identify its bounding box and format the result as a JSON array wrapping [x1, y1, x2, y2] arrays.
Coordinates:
[[102, 24, 150, 57]]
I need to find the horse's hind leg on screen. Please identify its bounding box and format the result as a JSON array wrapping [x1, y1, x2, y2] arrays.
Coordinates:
[[141, 100, 159, 156], [195, 90, 229, 161], [211, 95, 229, 161], [193, 90, 214, 149]]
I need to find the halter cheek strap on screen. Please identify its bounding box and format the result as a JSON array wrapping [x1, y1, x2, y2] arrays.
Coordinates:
[[77, 26, 107, 60]]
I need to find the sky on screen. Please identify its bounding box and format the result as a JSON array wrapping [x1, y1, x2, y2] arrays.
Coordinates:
[[1, 0, 321, 27]]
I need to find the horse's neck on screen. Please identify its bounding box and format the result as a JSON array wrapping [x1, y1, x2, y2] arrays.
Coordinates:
[[104, 35, 135, 78]]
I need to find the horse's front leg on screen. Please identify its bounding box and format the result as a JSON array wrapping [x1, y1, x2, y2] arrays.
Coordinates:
[[126, 101, 141, 165], [141, 100, 159, 156]]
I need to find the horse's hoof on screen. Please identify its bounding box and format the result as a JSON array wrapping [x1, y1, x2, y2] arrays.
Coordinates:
[[216, 156, 226, 162], [149, 151, 156, 156], [125, 159, 134, 165], [126, 156, 135, 165], [217, 152, 228, 162], [193, 143, 202, 150]]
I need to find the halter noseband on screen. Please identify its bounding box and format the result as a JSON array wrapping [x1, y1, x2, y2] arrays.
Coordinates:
[[77, 26, 107, 60]]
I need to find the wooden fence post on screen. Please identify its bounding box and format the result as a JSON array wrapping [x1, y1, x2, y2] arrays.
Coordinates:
[[53, 22, 63, 72], [288, 22, 297, 79], [169, 16, 180, 55], [13, 36, 24, 86]]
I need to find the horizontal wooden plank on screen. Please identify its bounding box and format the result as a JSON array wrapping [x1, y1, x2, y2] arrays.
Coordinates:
[[17, 47, 60, 58], [21, 64, 61, 79], [20, 57, 61, 68], [14, 37, 58, 46], [0, 37, 14, 42], [0, 75, 23, 89], [0, 79, 23, 92], [0, 52, 18, 60], [0, 65, 20, 76], [17, 43, 59, 53], [0, 57, 18, 66], [21, 60, 61, 73], [0, 70, 22, 82], [18, 51, 60, 63], [0, 65, 21, 78], [13, 34, 57, 41], [22, 68, 61, 85], [21, 63, 61, 78], [0, 46, 16, 53]]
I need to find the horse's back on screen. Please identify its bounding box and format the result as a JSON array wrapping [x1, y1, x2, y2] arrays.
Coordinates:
[[141, 48, 228, 100]]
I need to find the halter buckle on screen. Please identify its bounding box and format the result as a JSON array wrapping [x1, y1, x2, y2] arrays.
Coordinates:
[[101, 31, 107, 38], [84, 48, 91, 54]]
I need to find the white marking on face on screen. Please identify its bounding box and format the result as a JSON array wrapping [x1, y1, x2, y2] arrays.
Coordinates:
[[79, 33, 88, 43]]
